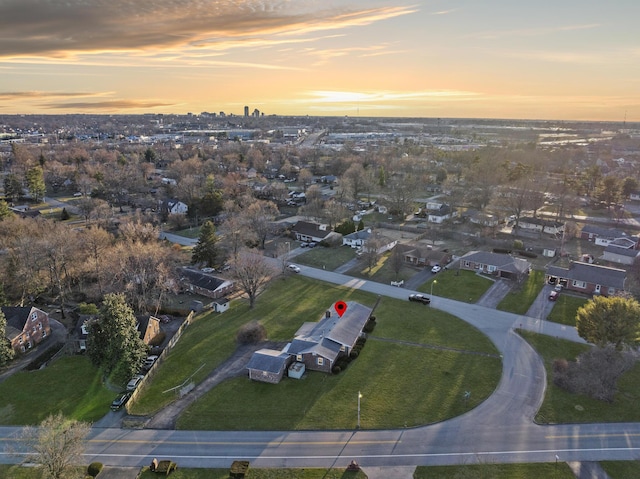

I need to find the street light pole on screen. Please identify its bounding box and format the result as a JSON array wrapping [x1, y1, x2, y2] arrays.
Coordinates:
[[357, 391, 362, 429], [431, 279, 437, 297]]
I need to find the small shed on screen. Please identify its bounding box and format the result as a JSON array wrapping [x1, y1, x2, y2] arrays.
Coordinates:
[[212, 298, 230, 313]]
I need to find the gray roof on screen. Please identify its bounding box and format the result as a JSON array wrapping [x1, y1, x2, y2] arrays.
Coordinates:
[[291, 221, 332, 239], [461, 251, 531, 274], [179, 268, 231, 292], [604, 245, 640, 257], [343, 229, 372, 241], [294, 302, 372, 349], [581, 224, 628, 238], [546, 261, 626, 289], [520, 216, 563, 227], [246, 349, 290, 373]]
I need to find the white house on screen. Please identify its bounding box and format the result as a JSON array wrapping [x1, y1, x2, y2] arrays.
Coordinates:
[[343, 229, 372, 248], [163, 199, 188, 215]]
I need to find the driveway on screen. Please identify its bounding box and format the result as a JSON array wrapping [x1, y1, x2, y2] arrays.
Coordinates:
[[476, 278, 512, 308], [525, 284, 558, 320]]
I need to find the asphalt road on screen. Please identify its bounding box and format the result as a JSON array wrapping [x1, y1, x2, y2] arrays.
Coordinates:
[[2, 265, 639, 470]]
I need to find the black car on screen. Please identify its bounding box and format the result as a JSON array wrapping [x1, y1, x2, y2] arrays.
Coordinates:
[[111, 392, 131, 411], [408, 293, 431, 305]]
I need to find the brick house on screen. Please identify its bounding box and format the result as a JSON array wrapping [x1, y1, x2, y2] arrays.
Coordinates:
[[459, 251, 531, 281], [2, 306, 51, 354], [545, 262, 626, 296], [580, 225, 637, 247], [395, 243, 451, 268]]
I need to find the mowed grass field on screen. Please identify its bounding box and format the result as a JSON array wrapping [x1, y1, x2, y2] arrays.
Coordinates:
[[0, 356, 113, 425], [132, 275, 501, 430], [519, 331, 640, 424], [497, 270, 545, 314], [417, 269, 494, 303]]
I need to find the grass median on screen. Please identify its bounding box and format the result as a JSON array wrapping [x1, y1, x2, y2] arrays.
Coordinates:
[[418, 269, 493, 303], [519, 330, 640, 424]]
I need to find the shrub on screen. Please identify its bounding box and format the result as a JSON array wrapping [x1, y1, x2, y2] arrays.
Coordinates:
[[87, 462, 103, 477], [513, 239, 524, 250], [493, 248, 511, 254], [148, 331, 166, 347], [349, 350, 359, 359], [518, 250, 537, 258], [332, 366, 342, 374], [236, 320, 267, 345], [78, 302, 99, 315]]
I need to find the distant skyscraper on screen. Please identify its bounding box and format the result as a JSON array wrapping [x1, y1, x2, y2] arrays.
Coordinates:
[[244, 106, 249, 117]]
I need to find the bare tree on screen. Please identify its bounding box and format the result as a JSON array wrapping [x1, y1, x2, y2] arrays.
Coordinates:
[[232, 249, 276, 308], [21, 413, 90, 479], [244, 200, 279, 249], [219, 215, 256, 262]]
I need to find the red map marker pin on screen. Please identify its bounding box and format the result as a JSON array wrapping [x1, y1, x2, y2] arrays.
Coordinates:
[[334, 301, 348, 318]]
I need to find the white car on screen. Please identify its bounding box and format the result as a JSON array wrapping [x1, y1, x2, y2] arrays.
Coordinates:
[[287, 264, 301, 273], [431, 265, 442, 273], [126, 374, 144, 392]]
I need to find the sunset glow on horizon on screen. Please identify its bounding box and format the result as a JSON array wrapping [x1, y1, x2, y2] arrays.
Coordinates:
[[1, 0, 638, 121]]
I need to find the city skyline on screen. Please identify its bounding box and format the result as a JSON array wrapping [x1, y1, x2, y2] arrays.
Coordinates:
[[0, 0, 639, 121]]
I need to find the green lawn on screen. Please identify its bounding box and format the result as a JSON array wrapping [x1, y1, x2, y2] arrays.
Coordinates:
[[346, 251, 419, 285], [601, 461, 640, 478], [518, 331, 640, 424], [0, 356, 113, 425], [137, 467, 366, 479], [132, 275, 501, 428], [178, 340, 500, 430], [497, 270, 545, 314], [129, 276, 377, 415], [546, 295, 588, 326], [414, 462, 575, 478], [294, 245, 357, 270], [417, 269, 494, 303]]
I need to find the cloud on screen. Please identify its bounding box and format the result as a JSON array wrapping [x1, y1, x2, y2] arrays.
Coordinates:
[[0, 1, 417, 59], [41, 100, 176, 110], [0, 91, 108, 101], [303, 89, 481, 104]]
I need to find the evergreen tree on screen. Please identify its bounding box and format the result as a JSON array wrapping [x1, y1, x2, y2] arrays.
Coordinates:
[[0, 309, 15, 367], [0, 199, 12, 221], [191, 220, 219, 267], [87, 293, 146, 379], [26, 166, 46, 202]]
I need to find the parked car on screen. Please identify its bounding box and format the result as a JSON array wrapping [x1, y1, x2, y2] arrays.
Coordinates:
[[287, 264, 301, 273], [554, 283, 563, 292], [308, 242, 317, 248], [300, 242, 309, 248], [142, 355, 159, 371], [408, 293, 431, 305], [111, 392, 131, 411], [126, 374, 144, 392], [548, 290, 559, 301], [431, 264, 442, 273]]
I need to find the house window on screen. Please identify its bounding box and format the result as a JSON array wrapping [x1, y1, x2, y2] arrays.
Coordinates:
[[27, 341, 32, 349], [487, 265, 496, 273], [42, 330, 46, 338], [31, 312, 37, 321], [32, 327, 36, 334], [38, 323, 42, 330], [463, 261, 471, 268], [19, 337, 23, 344], [21, 345, 25, 352], [572, 280, 586, 289], [594, 284, 601, 294], [317, 357, 324, 366], [340, 345, 346, 352], [296, 354, 302, 362]]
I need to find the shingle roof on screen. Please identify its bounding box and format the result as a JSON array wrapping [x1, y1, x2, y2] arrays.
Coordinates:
[[546, 261, 626, 289], [291, 221, 332, 239], [604, 245, 640, 257], [461, 251, 530, 274], [246, 349, 290, 373], [581, 224, 628, 238], [179, 268, 230, 292]]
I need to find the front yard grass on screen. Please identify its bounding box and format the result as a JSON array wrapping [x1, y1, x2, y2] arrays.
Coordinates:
[[414, 462, 575, 478], [0, 356, 113, 425], [546, 294, 588, 326], [178, 340, 500, 430], [137, 467, 366, 479], [497, 270, 545, 314], [417, 269, 493, 303], [129, 276, 376, 415], [519, 330, 640, 424], [294, 245, 356, 270], [601, 461, 640, 478]]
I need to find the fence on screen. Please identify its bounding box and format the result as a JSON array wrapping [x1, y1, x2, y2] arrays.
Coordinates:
[[127, 310, 195, 411]]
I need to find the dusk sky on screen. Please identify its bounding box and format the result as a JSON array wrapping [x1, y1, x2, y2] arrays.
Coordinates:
[[1, 0, 638, 121]]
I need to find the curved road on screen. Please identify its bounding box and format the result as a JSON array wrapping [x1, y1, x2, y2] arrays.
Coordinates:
[[2, 266, 640, 469]]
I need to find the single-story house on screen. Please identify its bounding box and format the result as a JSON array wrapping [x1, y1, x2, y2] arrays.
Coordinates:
[[179, 268, 234, 299], [545, 261, 626, 296], [286, 302, 372, 374], [517, 217, 564, 236], [247, 301, 373, 383], [247, 349, 292, 384], [630, 191, 640, 201], [2, 306, 51, 354], [580, 225, 636, 247], [602, 245, 640, 265], [395, 243, 451, 267], [463, 209, 499, 227], [459, 251, 531, 281], [291, 221, 333, 243]]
